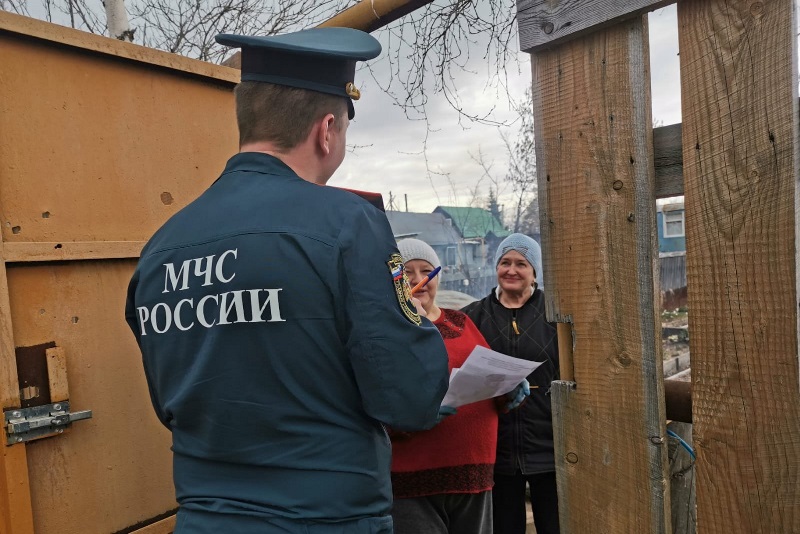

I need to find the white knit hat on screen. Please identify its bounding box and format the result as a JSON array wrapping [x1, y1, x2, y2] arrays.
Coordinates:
[[397, 238, 441, 269], [494, 233, 543, 284]]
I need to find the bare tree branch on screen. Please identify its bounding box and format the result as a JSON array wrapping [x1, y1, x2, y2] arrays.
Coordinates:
[[367, 0, 521, 126]]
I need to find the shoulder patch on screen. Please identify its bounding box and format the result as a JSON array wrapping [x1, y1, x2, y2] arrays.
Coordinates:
[[387, 253, 422, 326]]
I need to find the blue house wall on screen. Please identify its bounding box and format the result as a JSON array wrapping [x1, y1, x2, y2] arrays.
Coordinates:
[[656, 209, 686, 254]]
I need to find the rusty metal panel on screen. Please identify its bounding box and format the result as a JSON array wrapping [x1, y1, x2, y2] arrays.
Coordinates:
[[0, 11, 239, 534]]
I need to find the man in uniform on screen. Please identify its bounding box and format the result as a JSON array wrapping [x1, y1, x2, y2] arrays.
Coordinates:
[[125, 27, 449, 534]]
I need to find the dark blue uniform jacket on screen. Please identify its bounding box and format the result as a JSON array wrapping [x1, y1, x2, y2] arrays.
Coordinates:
[[125, 153, 448, 530]]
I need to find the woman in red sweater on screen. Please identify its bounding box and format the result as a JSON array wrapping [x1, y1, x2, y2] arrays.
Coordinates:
[[392, 239, 521, 534]]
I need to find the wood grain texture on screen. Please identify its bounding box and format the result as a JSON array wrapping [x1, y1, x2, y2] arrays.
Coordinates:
[[653, 123, 685, 198], [678, 0, 800, 531], [0, 242, 34, 534], [130, 515, 176, 534], [531, 17, 669, 532], [518, 0, 673, 52], [3, 242, 146, 263], [0, 30, 237, 246], [7, 262, 174, 534], [0, 444, 34, 534], [45, 347, 69, 404], [0, 11, 238, 84], [0, 21, 225, 533]]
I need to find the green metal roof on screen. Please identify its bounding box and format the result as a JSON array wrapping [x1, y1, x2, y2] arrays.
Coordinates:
[[434, 206, 511, 239]]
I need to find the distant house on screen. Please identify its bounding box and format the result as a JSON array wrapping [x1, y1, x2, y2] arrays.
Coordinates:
[[432, 206, 511, 264], [386, 210, 497, 298], [657, 201, 686, 297], [385, 211, 462, 268], [657, 202, 686, 254]]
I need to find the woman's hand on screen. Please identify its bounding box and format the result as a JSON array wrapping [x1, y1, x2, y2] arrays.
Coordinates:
[[500, 379, 530, 413]]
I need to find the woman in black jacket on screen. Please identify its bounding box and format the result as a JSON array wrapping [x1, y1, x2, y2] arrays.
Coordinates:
[[462, 233, 559, 534]]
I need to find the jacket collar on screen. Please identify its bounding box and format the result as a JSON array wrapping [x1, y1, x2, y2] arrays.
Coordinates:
[[494, 283, 539, 300], [220, 152, 298, 178]]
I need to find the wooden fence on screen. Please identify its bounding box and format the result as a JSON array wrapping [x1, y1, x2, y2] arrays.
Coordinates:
[[518, 0, 800, 532]]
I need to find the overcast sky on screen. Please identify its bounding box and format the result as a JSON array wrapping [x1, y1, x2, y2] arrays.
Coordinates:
[[18, 0, 683, 215], [333, 5, 683, 214]]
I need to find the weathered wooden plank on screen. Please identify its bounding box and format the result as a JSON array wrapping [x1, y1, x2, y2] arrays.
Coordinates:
[[2, 241, 146, 263], [518, 0, 674, 53], [0, 445, 34, 534], [130, 514, 176, 534], [532, 16, 670, 532], [0, 11, 238, 84], [45, 347, 69, 403], [678, 0, 800, 531], [0, 243, 34, 534], [653, 123, 684, 198]]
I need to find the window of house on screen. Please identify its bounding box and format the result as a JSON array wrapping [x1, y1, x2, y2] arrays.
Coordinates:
[[445, 246, 457, 267], [663, 210, 685, 238]]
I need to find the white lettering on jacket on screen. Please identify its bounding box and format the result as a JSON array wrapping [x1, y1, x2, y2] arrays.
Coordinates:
[[137, 249, 285, 335], [162, 249, 238, 294]]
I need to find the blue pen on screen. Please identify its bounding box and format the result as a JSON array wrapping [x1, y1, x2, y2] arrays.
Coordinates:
[[410, 266, 442, 295]]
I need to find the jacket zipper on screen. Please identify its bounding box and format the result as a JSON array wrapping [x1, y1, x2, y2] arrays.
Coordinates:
[[510, 308, 524, 471]]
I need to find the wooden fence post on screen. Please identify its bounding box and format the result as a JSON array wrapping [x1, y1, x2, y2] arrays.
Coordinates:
[[678, 0, 800, 531], [531, 15, 670, 532]]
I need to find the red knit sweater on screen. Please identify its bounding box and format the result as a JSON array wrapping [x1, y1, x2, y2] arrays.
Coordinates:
[[391, 308, 498, 498]]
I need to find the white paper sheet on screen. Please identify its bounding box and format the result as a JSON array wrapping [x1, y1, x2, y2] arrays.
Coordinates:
[[441, 345, 543, 408]]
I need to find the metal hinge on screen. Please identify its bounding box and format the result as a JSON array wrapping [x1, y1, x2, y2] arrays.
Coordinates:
[[5, 401, 92, 445]]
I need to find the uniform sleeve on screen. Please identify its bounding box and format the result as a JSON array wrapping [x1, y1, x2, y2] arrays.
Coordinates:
[[338, 204, 449, 431], [124, 265, 171, 429]]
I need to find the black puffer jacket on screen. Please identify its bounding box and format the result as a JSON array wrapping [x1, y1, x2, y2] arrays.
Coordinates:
[[462, 286, 559, 475]]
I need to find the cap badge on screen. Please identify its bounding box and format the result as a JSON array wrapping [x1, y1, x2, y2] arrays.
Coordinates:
[[345, 82, 361, 100]]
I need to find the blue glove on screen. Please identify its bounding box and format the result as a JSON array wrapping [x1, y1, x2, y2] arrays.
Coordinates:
[[436, 405, 457, 424], [505, 379, 530, 412]]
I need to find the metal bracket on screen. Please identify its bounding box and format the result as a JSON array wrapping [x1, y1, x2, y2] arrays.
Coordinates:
[[4, 401, 92, 445]]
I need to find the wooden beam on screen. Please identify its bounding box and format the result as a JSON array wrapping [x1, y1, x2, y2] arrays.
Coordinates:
[[678, 0, 800, 531], [0, 241, 34, 534], [0, 11, 237, 84], [2, 241, 145, 263], [518, 0, 674, 53], [653, 123, 683, 198], [45, 347, 69, 404], [129, 515, 176, 534], [532, 15, 670, 532]]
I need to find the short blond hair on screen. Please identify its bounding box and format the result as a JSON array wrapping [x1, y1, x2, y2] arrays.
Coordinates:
[[234, 81, 348, 150]]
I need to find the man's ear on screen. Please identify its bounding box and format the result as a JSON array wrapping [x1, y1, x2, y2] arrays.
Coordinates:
[[316, 113, 336, 156]]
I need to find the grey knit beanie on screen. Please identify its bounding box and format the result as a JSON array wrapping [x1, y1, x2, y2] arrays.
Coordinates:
[[397, 238, 441, 269], [494, 233, 543, 284]]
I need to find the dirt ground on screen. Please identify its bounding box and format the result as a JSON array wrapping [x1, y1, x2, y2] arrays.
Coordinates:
[[662, 309, 690, 362]]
